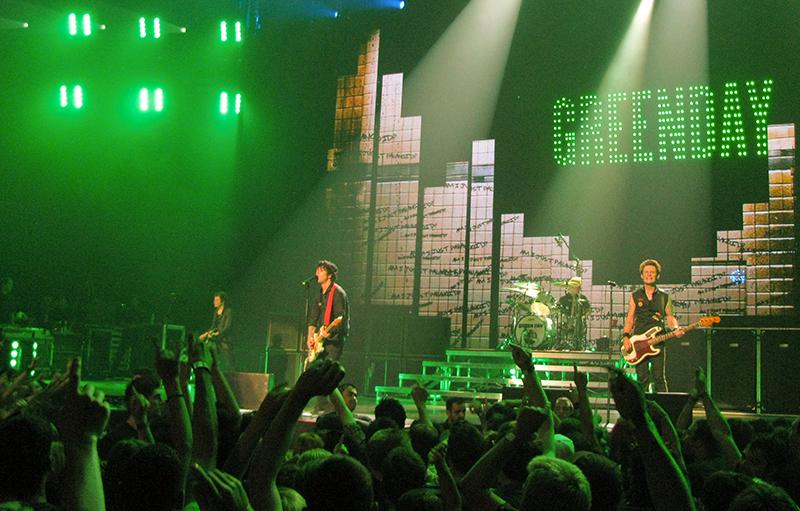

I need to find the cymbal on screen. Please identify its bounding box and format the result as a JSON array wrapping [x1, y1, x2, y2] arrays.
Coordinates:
[[551, 280, 570, 288], [510, 281, 541, 290]]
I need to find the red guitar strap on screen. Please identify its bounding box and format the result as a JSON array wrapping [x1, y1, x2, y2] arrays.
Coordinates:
[[323, 283, 336, 326]]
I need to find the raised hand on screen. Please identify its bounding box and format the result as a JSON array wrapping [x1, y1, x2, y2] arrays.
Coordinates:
[[294, 359, 345, 402], [192, 464, 254, 511], [573, 364, 588, 392], [411, 385, 429, 405], [511, 345, 533, 373], [608, 368, 647, 426], [57, 357, 110, 444], [428, 441, 447, 467], [156, 349, 181, 381], [692, 367, 708, 399], [191, 337, 214, 368], [515, 406, 550, 442], [129, 385, 151, 425]]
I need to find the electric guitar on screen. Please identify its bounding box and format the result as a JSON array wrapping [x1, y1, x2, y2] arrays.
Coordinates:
[[198, 328, 220, 343], [621, 316, 720, 366], [304, 316, 343, 369]]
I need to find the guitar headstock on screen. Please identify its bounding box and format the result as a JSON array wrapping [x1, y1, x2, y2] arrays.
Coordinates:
[[699, 316, 721, 327]]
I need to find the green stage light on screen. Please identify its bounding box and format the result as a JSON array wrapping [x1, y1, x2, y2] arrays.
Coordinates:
[[220, 21, 227, 42], [82, 13, 91, 36], [139, 17, 146, 38], [154, 88, 164, 112], [73, 85, 83, 109], [68, 13, 93, 36], [10, 350, 18, 358], [68, 13, 77, 35], [220, 92, 229, 114], [11, 341, 19, 350], [139, 88, 149, 111], [235, 93, 241, 114], [154, 17, 161, 38], [59, 85, 83, 109], [235, 21, 242, 42], [9, 360, 17, 368], [60, 85, 68, 107]]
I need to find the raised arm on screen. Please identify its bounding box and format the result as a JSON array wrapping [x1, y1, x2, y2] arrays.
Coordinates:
[[248, 360, 345, 511], [609, 368, 695, 511], [191, 340, 219, 469], [694, 367, 741, 468], [156, 349, 193, 492], [222, 386, 289, 479], [411, 385, 434, 428], [209, 343, 242, 430], [572, 365, 600, 452], [511, 346, 548, 409], [57, 357, 110, 511]]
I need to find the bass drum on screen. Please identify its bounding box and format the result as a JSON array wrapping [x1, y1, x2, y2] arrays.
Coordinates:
[[514, 314, 555, 350]]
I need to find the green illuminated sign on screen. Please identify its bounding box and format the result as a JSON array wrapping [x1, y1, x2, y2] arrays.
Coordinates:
[[553, 79, 773, 166]]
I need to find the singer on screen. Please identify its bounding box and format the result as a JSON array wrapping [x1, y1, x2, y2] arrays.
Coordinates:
[[306, 260, 350, 361]]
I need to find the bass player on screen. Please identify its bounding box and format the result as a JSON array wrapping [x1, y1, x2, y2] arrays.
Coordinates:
[[622, 259, 683, 393]]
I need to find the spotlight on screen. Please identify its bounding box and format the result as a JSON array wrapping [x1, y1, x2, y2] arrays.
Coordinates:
[[180, 27, 187, 33], [23, 22, 29, 28], [399, 1, 405, 9], [334, 11, 339, 18]]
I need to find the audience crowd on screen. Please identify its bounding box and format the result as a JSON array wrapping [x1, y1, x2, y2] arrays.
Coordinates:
[[0, 334, 799, 511]]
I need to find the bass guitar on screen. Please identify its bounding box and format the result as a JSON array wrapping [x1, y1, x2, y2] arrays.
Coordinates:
[[304, 316, 343, 369], [621, 316, 720, 366]]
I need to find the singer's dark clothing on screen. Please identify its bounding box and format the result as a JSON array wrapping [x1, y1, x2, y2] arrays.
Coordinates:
[[211, 307, 233, 343], [631, 287, 670, 392], [308, 283, 349, 348]]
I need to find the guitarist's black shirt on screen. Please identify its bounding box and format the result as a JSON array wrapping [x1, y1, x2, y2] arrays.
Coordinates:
[[309, 282, 349, 347], [631, 287, 669, 335], [211, 307, 233, 344]]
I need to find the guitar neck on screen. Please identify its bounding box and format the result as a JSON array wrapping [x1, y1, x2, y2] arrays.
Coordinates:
[[651, 321, 701, 346]]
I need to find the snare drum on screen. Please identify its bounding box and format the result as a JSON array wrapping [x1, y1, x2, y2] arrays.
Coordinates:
[[514, 314, 555, 350]]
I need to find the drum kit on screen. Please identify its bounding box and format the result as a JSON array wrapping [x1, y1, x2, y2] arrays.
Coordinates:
[[503, 279, 591, 351]]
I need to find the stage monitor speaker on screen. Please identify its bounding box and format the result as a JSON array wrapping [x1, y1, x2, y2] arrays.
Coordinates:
[[225, 372, 271, 410], [264, 314, 303, 378], [710, 329, 757, 412], [760, 330, 800, 415], [647, 392, 689, 424], [665, 329, 707, 393]]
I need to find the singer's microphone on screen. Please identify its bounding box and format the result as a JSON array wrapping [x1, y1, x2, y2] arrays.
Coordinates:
[[301, 275, 316, 287], [607, 280, 617, 287]]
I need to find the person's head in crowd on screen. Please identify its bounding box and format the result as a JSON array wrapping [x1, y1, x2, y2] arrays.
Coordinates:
[[340, 383, 359, 412], [124, 374, 162, 418], [409, 422, 439, 463], [556, 417, 594, 453], [366, 416, 400, 440], [554, 434, 575, 460], [396, 488, 445, 511], [278, 487, 307, 511], [700, 471, 754, 511], [497, 421, 543, 484], [294, 431, 325, 455], [484, 401, 516, 432], [521, 456, 591, 511], [741, 431, 791, 481], [572, 451, 622, 511], [314, 412, 343, 451], [554, 396, 575, 420], [112, 443, 183, 511], [445, 397, 466, 425], [381, 447, 427, 505], [366, 427, 411, 481], [682, 419, 721, 463], [298, 448, 332, 468], [304, 455, 375, 511], [104, 439, 148, 509], [276, 462, 304, 491], [447, 420, 485, 477], [0, 414, 54, 503], [728, 481, 800, 511], [375, 398, 407, 429], [728, 418, 754, 453]]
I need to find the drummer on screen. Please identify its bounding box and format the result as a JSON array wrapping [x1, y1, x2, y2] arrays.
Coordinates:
[[557, 276, 591, 321]]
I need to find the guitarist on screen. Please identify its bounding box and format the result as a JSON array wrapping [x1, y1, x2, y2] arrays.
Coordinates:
[[199, 291, 235, 370], [307, 260, 349, 361], [622, 259, 683, 393]]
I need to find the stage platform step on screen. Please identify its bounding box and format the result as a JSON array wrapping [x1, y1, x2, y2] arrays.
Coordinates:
[[398, 372, 616, 390]]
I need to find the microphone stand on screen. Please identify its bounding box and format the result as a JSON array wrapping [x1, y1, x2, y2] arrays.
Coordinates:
[[606, 280, 617, 425]]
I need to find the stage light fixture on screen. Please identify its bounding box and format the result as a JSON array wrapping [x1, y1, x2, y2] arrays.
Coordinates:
[[154, 17, 161, 38], [68, 12, 95, 36], [139, 17, 163, 39], [82, 13, 91, 35], [154, 88, 164, 112], [139, 88, 149, 111], [220, 20, 242, 42], [60, 85, 84, 109], [219, 92, 242, 115], [68, 13, 77, 35]]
